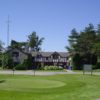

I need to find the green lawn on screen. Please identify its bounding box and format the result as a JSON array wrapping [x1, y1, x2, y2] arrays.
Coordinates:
[[0, 74, 100, 100]]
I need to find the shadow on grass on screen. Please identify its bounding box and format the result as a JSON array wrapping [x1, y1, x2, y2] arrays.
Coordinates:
[[0, 80, 6, 83]]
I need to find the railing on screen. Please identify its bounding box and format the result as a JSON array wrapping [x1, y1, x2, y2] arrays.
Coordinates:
[[35, 58, 67, 62]]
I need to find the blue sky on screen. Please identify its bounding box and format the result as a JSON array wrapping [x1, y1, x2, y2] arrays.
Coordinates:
[[0, 0, 100, 52]]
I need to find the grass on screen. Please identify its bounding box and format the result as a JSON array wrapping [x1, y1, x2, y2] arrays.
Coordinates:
[[93, 69, 100, 72], [0, 74, 100, 100], [73, 69, 100, 72]]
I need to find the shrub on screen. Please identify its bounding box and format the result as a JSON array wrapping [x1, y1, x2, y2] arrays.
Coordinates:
[[93, 62, 100, 69], [44, 66, 63, 70], [26, 54, 33, 69], [15, 63, 27, 70]]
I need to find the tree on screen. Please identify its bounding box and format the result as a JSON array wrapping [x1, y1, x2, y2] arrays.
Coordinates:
[[92, 24, 100, 57], [10, 40, 28, 49], [0, 40, 5, 68], [28, 31, 44, 51], [66, 24, 97, 69], [2, 53, 13, 69], [66, 28, 79, 53], [24, 54, 33, 69], [78, 24, 96, 55], [0, 40, 4, 52], [72, 53, 82, 70], [93, 43, 100, 56]]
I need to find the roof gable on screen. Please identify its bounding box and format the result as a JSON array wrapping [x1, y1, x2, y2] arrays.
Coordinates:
[[31, 51, 68, 57]]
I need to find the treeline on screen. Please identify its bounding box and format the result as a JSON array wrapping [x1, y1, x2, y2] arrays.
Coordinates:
[[0, 24, 100, 70], [66, 23, 100, 70]]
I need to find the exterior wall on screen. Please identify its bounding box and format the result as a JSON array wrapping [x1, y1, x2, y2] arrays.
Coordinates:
[[9, 49, 69, 69], [19, 52, 28, 64], [33, 55, 68, 68], [11, 49, 28, 64]]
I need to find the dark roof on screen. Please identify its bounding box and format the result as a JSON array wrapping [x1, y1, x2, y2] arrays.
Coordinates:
[[31, 52, 52, 57], [31, 51, 69, 57], [6, 47, 29, 55], [57, 52, 69, 57], [6, 48, 69, 57]]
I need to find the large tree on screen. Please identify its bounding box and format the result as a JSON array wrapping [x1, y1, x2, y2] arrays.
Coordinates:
[[28, 31, 44, 51], [92, 24, 100, 57], [66, 28, 79, 53], [0, 40, 5, 68], [66, 24, 98, 69], [0, 40, 4, 52], [77, 24, 96, 55]]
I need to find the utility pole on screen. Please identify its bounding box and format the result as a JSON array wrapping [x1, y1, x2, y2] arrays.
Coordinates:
[[7, 15, 10, 47]]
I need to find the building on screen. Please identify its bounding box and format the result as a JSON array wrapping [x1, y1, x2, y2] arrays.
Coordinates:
[[32, 51, 69, 68], [7, 48, 28, 65], [7, 48, 70, 69]]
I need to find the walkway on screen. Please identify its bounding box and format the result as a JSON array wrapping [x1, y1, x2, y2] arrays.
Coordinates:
[[0, 70, 100, 75]]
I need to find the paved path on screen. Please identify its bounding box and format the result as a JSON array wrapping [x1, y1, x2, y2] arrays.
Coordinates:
[[0, 70, 71, 75], [0, 70, 100, 75]]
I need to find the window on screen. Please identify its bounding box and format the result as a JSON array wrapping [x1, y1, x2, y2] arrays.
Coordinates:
[[46, 57, 48, 60], [12, 52, 19, 57]]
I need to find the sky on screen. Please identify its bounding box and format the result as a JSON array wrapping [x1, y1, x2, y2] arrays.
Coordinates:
[[0, 0, 100, 52]]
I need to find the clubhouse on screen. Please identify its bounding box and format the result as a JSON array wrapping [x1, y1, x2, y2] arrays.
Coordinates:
[[8, 48, 70, 69]]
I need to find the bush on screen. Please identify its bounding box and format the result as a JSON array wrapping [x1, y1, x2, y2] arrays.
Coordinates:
[[15, 63, 27, 70], [15, 54, 33, 70], [44, 66, 63, 70], [26, 54, 33, 69], [93, 62, 100, 69]]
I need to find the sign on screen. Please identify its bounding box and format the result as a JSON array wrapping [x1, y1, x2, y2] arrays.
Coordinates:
[[83, 64, 93, 75]]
